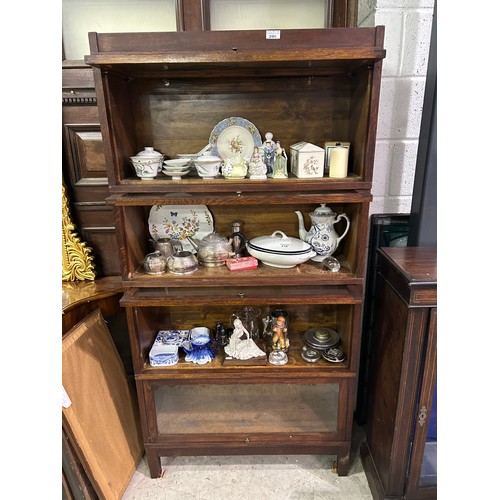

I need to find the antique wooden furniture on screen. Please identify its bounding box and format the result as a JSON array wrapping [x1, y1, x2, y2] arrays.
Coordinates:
[[62, 61, 120, 276], [61, 0, 358, 279], [361, 246, 437, 499], [85, 26, 385, 478]]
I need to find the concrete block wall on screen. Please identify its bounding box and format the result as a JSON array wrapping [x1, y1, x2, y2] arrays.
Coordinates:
[[358, 0, 435, 215]]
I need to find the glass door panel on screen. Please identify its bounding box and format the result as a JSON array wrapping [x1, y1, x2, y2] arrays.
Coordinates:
[[155, 383, 339, 434], [418, 385, 437, 487], [62, 0, 177, 60], [210, 0, 327, 30]]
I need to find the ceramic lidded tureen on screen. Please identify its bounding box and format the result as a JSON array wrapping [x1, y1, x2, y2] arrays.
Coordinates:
[[246, 231, 316, 268]]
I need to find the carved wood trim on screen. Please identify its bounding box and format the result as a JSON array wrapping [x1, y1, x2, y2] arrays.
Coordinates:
[[62, 183, 96, 281]]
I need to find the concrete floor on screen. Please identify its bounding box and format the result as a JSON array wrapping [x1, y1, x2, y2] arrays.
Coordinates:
[[122, 424, 372, 499]]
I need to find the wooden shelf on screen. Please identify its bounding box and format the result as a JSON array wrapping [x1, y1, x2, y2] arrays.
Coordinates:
[[138, 345, 352, 380], [106, 174, 371, 195], [120, 260, 362, 289]]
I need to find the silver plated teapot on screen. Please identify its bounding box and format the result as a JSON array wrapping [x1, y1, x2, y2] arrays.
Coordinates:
[[187, 231, 244, 267]]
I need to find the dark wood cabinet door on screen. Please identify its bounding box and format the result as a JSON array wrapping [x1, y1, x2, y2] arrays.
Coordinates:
[[405, 307, 437, 499], [361, 247, 437, 500]]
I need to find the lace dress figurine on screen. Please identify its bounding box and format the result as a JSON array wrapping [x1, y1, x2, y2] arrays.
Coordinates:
[[248, 147, 267, 179], [224, 317, 266, 360], [272, 141, 288, 178]]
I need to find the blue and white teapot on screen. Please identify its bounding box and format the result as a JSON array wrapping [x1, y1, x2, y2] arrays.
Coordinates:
[[295, 204, 350, 262]]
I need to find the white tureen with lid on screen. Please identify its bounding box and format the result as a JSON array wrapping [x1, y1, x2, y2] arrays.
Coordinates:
[[246, 231, 316, 268]]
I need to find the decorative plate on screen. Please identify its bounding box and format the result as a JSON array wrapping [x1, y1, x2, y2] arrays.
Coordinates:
[[149, 205, 214, 252], [209, 117, 262, 160]]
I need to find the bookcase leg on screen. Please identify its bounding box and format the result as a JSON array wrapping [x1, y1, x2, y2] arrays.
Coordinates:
[[337, 450, 351, 476], [145, 449, 162, 479]]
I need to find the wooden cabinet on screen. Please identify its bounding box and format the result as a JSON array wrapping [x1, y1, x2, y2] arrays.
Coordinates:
[[62, 61, 120, 276], [361, 247, 437, 499], [85, 27, 385, 478]]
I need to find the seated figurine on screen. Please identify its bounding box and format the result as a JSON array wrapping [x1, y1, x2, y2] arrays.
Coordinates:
[[224, 317, 266, 360], [248, 147, 267, 179]]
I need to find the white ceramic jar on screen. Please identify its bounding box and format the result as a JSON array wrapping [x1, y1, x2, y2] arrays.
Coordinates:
[[130, 147, 164, 180]]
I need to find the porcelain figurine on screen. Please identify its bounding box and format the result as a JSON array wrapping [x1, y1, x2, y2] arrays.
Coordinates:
[[224, 317, 266, 360], [295, 204, 350, 262], [272, 141, 288, 178], [271, 314, 289, 351], [247, 147, 267, 179], [262, 132, 276, 175]]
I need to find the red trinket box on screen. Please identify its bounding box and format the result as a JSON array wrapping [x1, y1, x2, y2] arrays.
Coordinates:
[[225, 256, 258, 271]]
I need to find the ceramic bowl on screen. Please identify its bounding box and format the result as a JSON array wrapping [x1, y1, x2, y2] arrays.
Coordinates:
[[246, 231, 316, 268], [162, 165, 191, 171], [193, 155, 222, 179], [164, 158, 191, 169], [162, 169, 190, 180], [130, 156, 163, 180], [177, 153, 198, 159], [190, 326, 211, 339]]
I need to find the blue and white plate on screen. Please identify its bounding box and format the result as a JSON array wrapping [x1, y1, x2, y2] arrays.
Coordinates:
[[209, 117, 262, 160]]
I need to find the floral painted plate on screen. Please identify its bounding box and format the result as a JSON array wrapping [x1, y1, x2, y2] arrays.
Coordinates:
[[149, 205, 214, 252], [209, 117, 262, 160]]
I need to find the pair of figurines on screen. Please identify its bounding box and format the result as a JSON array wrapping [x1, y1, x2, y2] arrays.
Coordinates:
[[248, 132, 288, 179]]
